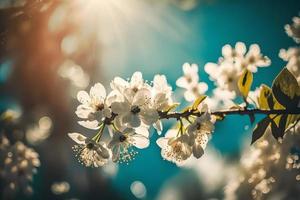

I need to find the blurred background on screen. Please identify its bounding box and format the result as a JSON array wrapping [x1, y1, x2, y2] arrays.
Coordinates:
[[0, 0, 299, 199]]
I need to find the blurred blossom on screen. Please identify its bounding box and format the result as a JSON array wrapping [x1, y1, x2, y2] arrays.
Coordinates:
[[26, 116, 52, 145], [58, 60, 90, 89], [61, 35, 79, 55], [0, 109, 22, 123], [0, 140, 40, 198], [130, 181, 147, 199], [51, 181, 70, 195], [101, 161, 119, 178], [183, 147, 227, 192], [285, 15, 300, 43], [225, 126, 300, 200]]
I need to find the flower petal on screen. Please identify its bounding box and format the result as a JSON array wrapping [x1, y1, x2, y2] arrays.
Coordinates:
[[77, 91, 90, 104], [90, 83, 106, 100], [130, 134, 149, 149], [111, 101, 130, 115], [78, 120, 100, 130], [68, 132, 86, 144], [193, 145, 204, 159], [133, 88, 151, 106]]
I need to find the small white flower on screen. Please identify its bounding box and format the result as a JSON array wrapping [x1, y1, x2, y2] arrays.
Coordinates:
[[111, 88, 159, 128], [111, 72, 150, 95], [237, 44, 271, 73], [186, 112, 214, 136], [183, 82, 208, 102], [176, 63, 199, 89], [76, 83, 111, 129], [156, 129, 193, 165], [285, 16, 300, 44], [177, 63, 208, 102], [68, 133, 109, 167], [108, 126, 149, 163], [279, 47, 300, 83], [221, 42, 246, 61]]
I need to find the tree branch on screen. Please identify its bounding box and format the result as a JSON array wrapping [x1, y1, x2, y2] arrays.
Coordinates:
[[158, 108, 300, 121]]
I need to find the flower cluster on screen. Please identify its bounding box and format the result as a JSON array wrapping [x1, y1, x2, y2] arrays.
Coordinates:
[[176, 63, 208, 102], [204, 42, 270, 99], [0, 136, 40, 197], [157, 110, 214, 165], [285, 15, 300, 44], [69, 71, 215, 166]]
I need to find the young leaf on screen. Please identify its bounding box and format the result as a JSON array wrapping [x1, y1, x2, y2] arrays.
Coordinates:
[[192, 95, 207, 110], [271, 114, 288, 140], [251, 117, 271, 144], [272, 68, 300, 109], [258, 84, 274, 109], [238, 69, 253, 98]]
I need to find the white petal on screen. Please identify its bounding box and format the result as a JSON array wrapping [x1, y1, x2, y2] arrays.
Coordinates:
[[198, 82, 208, 94], [130, 71, 143, 88], [111, 101, 130, 115], [235, 42, 246, 55], [123, 113, 141, 128], [165, 129, 177, 138], [133, 88, 151, 106], [153, 120, 163, 134], [77, 91, 90, 104], [135, 126, 149, 137], [78, 120, 100, 130], [130, 134, 149, 149], [176, 77, 189, 88], [75, 105, 93, 119], [156, 137, 167, 148], [110, 77, 128, 92], [68, 132, 86, 144], [222, 44, 232, 58], [90, 83, 106, 100], [184, 90, 196, 102], [140, 109, 159, 125]]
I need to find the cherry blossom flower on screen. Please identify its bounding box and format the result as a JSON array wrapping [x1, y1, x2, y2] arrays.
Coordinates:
[[151, 75, 174, 133], [2, 141, 40, 196], [285, 15, 300, 44], [111, 88, 159, 128], [76, 83, 111, 130], [237, 44, 271, 73], [222, 42, 246, 61], [176, 63, 208, 102], [108, 127, 149, 163], [156, 129, 193, 165], [186, 112, 214, 158], [68, 132, 109, 167], [279, 47, 300, 83]]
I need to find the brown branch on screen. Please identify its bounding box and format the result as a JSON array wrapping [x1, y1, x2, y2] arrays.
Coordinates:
[[158, 108, 300, 121]]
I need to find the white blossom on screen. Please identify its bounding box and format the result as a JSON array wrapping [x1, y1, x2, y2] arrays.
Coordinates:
[[176, 63, 208, 102], [156, 129, 193, 165], [68, 132, 109, 167], [108, 126, 149, 163], [1, 141, 40, 196], [76, 83, 111, 130], [279, 47, 300, 83], [285, 16, 300, 44]]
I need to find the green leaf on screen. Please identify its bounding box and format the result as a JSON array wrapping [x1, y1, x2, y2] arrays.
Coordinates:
[[271, 114, 288, 140], [251, 117, 271, 144], [192, 95, 207, 110], [238, 69, 253, 98], [272, 68, 300, 109]]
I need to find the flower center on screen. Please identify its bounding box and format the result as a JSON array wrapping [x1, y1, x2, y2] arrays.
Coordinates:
[[86, 142, 94, 149], [186, 76, 192, 83], [119, 134, 127, 142], [131, 105, 141, 114], [96, 103, 104, 111], [196, 122, 202, 130], [132, 87, 138, 93]]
